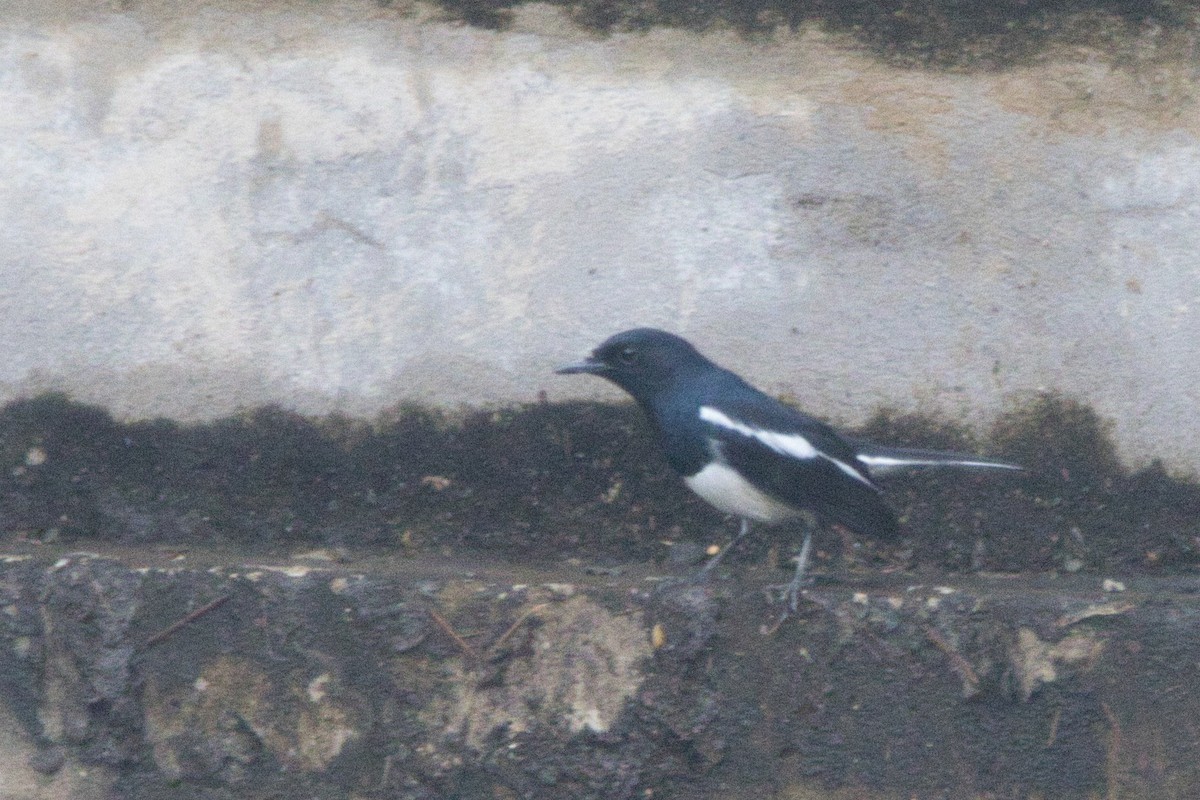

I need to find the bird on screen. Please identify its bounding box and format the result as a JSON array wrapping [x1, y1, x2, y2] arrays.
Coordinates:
[[556, 327, 1021, 611]]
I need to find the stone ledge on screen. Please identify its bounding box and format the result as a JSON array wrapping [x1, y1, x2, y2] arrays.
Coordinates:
[[1, 549, 1198, 799]]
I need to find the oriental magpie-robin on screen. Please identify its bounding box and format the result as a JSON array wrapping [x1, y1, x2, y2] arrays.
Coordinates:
[[557, 328, 1021, 610]]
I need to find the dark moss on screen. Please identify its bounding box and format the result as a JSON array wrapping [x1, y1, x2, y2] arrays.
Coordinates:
[[0, 394, 707, 563], [0, 392, 1197, 577], [400, 0, 1199, 70]]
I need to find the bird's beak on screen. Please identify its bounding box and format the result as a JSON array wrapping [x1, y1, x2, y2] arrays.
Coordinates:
[[555, 357, 606, 375]]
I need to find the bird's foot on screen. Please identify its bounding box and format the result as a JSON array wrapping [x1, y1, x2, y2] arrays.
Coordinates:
[[759, 579, 817, 635], [762, 552, 815, 622], [764, 576, 813, 612]]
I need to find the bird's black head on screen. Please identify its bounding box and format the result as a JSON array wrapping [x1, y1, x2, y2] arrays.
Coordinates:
[[556, 328, 711, 401]]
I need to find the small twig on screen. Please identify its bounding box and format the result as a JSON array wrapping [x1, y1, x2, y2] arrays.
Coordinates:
[[379, 754, 395, 789], [1102, 701, 1122, 800], [143, 594, 232, 649], [1056, 601, 1134, 629], [1045, 707, 1061, 747], [491, 603, 550, 652], [427, 606, 478, 660], [925, 626, 980, 695]]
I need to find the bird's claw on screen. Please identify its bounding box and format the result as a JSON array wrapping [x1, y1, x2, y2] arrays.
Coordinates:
[[763, 581, 811, 612], [760, 552, 815, 619]]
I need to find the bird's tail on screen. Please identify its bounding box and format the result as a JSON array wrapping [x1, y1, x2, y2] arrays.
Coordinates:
[[851, 441, 1023, 476]]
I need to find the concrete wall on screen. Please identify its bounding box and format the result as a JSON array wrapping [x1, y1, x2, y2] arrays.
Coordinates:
[[2, 0, 1198, 471]]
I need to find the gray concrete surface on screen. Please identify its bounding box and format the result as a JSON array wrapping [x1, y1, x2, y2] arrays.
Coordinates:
[[1, 0, 1198, 472]]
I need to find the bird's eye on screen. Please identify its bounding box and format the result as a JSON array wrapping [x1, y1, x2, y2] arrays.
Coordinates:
[[618, 347, 637, 364]]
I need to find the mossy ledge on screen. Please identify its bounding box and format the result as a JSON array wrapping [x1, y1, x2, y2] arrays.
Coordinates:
[[1, 392, 1197, 576]]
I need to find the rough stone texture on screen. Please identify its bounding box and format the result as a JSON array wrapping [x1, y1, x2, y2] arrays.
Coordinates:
[[0, 393, 1195, 798], [2, 1, 1200, 472], [2, 550, 1200, 799]]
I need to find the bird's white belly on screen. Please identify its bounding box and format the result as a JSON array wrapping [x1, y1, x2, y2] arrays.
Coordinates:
[[684, 462, 799, 524]]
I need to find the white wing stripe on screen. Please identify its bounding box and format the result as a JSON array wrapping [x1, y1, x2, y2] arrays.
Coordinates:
[[699, 406, 816, 459], [698, 405, 875, 488]]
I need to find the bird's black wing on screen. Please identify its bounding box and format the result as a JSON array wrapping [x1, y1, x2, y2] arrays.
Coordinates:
[[697, 385, 900, 540]]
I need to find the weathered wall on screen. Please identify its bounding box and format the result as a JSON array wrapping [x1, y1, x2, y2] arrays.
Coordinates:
[[3, 551, 1200, 800], [2, 0, 1198, 471]]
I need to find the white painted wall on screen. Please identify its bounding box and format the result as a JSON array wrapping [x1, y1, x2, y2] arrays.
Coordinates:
[[2, 1, 1198, 471]]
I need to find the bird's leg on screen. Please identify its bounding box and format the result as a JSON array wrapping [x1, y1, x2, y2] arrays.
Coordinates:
[[764, 521, 816, 613], [782, 527, 814, 612], [698, 518, 750, 578]]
